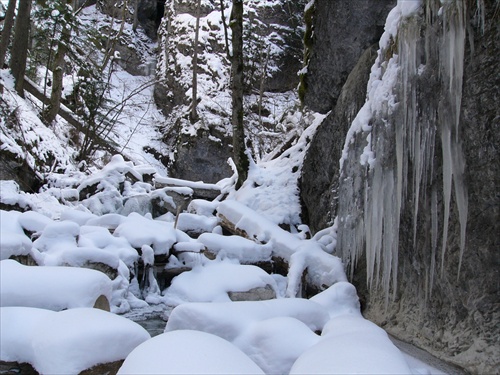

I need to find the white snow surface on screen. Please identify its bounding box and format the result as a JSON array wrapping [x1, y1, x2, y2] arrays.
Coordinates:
[[0, 307, 150, 374], [0, 260, 112, 311], [117, 330, 265, 375], [161, 260, 279, 305]]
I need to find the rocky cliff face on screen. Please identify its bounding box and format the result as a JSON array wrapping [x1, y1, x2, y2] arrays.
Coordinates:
[[300, 0, 395, 114], [300, 0, 394, 231], [301, 0, 499, 373]]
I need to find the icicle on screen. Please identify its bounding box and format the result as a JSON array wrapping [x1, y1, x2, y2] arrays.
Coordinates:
[[429, 187, 438, 299], [439, 0, 468, 278]]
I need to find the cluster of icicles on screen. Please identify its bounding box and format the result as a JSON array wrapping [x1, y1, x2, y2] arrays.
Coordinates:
[[337, 0, 484, 304]]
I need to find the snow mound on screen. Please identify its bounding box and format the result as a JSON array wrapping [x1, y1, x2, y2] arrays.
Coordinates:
[[161, 260, 278, 305], [165, 298, 329, 342], [118, 330, 265, 375], [197, 233, 272, 263], [30, 308, 150, 374], [0, 260, 112, 311], [0, 210, 33, 260], [310, 281, 361, 318], [234, 316, 321, 375], [113, 212, 176, 255], [290, 314, 412, 374], [0, 307, 56, 364]]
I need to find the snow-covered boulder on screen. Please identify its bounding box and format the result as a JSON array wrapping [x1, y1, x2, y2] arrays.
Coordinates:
[[0, 210, 33, 260], [0, 307, 55, 365], [197, 233, 272, 264], [290, 314, 412, 374], [310, 281, 361, 318], [234, 316, 321, 375], [165, 298, 329, 342], [0, 260, 112, 311], [32, 308, 150, 374], [161, 260, 278, 305], [113, 212, 176, 256], [118, 330, 264, 375]]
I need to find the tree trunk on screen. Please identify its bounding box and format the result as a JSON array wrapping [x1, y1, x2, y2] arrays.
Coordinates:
[[43, 40, 68, 123], [230, 0, 248, 189], [10, 0, 32, 97], [0, 0, 17, 70], [190, 0, 202, 123], [220, 0, 230, 58], [133, 0, 139, 31]]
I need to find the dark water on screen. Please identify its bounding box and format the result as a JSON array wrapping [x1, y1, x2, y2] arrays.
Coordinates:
[[133, 315, 167, 337]]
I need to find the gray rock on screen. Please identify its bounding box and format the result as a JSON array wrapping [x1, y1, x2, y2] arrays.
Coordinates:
[[79, 359, 124, 375], [228, 284, 276, 302], [301, 0, 395, 113], [0, 150, 42, 193], [300, 44, 379, 233], [169, 130, 233, 184]]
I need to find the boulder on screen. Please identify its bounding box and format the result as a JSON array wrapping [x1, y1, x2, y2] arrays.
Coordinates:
[[228, 285, 276, 302]]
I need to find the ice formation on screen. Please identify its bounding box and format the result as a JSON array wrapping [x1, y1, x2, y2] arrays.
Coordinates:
[[338, 0, 469, 302]]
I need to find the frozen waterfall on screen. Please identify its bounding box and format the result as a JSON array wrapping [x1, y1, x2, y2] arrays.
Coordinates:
[[337, 0, 470, 303]]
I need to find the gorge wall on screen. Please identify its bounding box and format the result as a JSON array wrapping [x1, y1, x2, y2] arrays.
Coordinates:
[[300, 0, 499, 373]]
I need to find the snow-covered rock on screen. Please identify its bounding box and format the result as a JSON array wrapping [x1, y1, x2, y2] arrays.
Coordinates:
[[32, 308, 150, 374], [0, 260, 112, 311], [118, 330, 265, 375], [165, 298, 329, 342], [0, 210, 33, 260]]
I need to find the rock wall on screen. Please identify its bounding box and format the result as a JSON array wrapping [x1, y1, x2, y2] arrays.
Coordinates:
[[300, 0, 394, 232], [301, 0, 499, 373], [300, 0, 395, 113]]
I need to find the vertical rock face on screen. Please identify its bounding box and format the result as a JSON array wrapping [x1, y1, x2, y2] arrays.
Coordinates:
[[301, 0, 498, 373], [300, 0, 394, 232], [301, 0, 395, 114], [300, 44, 379, 232]]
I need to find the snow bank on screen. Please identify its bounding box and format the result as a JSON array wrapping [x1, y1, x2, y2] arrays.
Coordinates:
[[165, 298, 329, 342], [118, 330, 264, 375], [31, 308, 150, 375], [161, 260, 278, 305], [0, 260, 112, 311]]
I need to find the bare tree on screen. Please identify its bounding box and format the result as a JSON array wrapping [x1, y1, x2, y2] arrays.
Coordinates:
[[10, 0, 32, 96], [219, 0, 230, 57], [0, 0, 17, 70], [190, 0, 202, 123], [230, 0, 248, 188]]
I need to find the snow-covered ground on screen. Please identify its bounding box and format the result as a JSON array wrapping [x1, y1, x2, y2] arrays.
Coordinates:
[[0, 154, 455, 374]]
